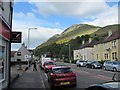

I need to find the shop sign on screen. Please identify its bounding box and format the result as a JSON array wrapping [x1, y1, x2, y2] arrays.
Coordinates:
[[11, 32, 22, 43]]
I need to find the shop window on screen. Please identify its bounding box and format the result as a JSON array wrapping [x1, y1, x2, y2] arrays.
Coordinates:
[[0, 46, 5, 81]]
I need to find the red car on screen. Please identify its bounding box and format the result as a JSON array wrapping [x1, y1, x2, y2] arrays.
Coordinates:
[[43, 61, 55, 73], [47, 65, 77, 88]]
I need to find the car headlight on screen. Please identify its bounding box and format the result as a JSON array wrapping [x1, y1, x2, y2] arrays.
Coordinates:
[[94, 65, 97, 67]]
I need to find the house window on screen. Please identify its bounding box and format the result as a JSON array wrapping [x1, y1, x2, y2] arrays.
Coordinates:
[[104, 53, 108, 59], [112, 52, 117, 60], [112, 40, 116, 48], [0, 0, 4, 10]]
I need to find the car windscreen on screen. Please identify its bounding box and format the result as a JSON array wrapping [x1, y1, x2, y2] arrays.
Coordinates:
[[53, 68, 72, 74]]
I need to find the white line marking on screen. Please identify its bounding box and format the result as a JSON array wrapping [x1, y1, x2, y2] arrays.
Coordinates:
[[38, 70, 45, 88], [44, 73, 48, 80]]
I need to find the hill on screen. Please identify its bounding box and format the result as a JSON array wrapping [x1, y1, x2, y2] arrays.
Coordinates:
[[55, 24, 100, 44], [90, 24, 120, 37], [36, 24, 120, 49]]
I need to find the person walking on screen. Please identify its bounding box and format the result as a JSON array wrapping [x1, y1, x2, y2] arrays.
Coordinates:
[[33, 60, 37, 71]]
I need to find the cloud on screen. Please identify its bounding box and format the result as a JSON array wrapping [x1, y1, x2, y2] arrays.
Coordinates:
[[12, 12, 63, 50], [28, 0, 108, 18], [82, 5, 118, 26]]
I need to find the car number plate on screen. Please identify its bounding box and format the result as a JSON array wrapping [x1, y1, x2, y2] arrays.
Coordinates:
[[61, 82, 70, 85]]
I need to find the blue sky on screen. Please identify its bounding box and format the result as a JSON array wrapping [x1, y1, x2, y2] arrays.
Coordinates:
[[11, 0, 119, 50]]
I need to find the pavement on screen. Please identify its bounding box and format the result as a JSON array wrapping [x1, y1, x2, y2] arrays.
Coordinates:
[[10, 64, 46, 89]]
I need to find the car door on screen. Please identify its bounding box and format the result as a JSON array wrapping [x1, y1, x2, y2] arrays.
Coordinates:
[[107, 62, 113, 70]]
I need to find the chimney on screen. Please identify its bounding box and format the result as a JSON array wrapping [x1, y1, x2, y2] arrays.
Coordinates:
[[82, 40, 85, 45], [108, 30, 112, 36], [89, 38, 92, 43]]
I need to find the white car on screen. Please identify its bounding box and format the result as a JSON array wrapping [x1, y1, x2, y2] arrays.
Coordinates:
[[76, 60, 87, 67]]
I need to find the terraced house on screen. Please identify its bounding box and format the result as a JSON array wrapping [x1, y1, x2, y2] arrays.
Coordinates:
[[102, 30, 120, 61], [74, 30, 120, 61]]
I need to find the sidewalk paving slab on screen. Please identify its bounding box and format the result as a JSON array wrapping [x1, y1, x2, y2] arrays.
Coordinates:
[[10, 64, 45, 89]]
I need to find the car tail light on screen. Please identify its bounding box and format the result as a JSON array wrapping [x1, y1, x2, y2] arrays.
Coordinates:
[[51, 73, 57, 78]]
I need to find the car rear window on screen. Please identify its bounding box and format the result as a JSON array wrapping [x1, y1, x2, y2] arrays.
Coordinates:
[[45, 62, 54, 65], [53, 68, 72, 74]]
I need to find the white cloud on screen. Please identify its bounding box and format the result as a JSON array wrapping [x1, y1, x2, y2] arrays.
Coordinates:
[[82, 6, 118, 26], [12, 12, 63, 50], [29, 1, 108, 18]]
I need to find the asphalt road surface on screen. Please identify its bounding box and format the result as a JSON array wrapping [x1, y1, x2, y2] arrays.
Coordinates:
[[39, 62, 117, 90]]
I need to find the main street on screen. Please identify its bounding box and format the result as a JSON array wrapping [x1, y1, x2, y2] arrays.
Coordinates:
[[39, 62, 116, 90]]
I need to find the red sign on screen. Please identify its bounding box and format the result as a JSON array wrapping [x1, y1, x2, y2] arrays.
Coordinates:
[[0, 22, 10, 40]]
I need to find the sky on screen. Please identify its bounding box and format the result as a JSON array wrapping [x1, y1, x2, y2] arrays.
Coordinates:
[[11, 0, 119, 51]]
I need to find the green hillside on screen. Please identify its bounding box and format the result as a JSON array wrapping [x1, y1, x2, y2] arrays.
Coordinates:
[[36, 24, 101, 49], [90, 24, 120, 37], [55, 24, 100, 44], [37, 34, 60, 48], [36, 24, 119, 49]]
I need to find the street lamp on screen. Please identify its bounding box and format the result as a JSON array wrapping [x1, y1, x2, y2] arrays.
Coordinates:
[[28, 27, 37, 49], [66, 44, 71, 64], [28, 27, 37, 66]]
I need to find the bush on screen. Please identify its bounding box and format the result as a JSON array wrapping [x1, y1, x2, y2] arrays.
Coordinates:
[[98, 60, 105, 65]]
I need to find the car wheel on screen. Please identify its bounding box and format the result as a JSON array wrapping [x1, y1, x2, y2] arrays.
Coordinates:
[[103, 66, 106, 70], [113, 68, 117, 72]]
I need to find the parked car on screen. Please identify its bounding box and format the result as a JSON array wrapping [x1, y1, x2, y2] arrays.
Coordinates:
[[47, 65, 77, 88], [76, 60, 87, 67], [86, 61, 102, 69], [103, 61, 120, 72], [39, 57, 52, 70], [86, 73, 120, 90], [43, 61, 55, 73]]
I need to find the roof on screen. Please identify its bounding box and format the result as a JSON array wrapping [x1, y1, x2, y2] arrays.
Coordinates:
[[103, 31, 120, 43], [79, 40, 98, 49]]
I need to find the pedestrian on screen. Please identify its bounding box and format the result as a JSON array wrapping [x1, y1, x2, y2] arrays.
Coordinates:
[[33, 60, 37, 71]]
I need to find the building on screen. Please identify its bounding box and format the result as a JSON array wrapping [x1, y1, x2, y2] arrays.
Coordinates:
[[102, 31, 120, 61], [0, 0, 13, 89], [74, 38, 97, 61], [11, 51, 16, 61], [14, 43, 32, 62]]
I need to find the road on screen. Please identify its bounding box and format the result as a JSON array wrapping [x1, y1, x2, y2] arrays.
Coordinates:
[[39, 62, 116, 90]]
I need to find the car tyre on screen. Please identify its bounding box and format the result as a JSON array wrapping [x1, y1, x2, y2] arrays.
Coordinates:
[[113, 67, 117, 72], [103, 66, 106, 70]]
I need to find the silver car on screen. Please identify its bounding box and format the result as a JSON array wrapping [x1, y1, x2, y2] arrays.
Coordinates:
[[76, 60, 87, 67], [103, 61, 120, 72]]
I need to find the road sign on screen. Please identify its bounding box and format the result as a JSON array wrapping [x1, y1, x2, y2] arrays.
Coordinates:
[[11, 32, 22, 43]]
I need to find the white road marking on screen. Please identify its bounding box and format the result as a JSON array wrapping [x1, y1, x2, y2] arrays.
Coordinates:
[[44, 73, 48, 79], [38, 70, 45, 88]]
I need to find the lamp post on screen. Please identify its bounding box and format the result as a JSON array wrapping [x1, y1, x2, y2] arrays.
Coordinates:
[[66, 44, 71, 64], [28, 27, 37, 66], [28, 28, 37, 49]]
